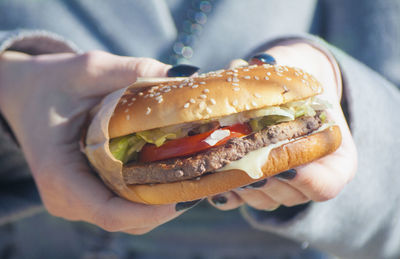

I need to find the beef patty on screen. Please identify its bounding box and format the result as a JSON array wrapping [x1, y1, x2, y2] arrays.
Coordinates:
[[123, 114, 323, 184]]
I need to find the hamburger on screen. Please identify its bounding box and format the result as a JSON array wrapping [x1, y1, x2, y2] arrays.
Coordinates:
[[87, 63, 341, 205]]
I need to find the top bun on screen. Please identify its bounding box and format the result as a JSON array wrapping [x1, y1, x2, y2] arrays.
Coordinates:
[[109, 64, 322, 138]]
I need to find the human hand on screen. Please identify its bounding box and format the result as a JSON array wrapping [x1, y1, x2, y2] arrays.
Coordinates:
[[0, 50, 198, 234], [208, 42, 357, 211]]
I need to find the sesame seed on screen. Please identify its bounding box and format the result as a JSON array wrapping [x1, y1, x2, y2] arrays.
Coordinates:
[[303, 74, 309, 79], [131, 97, 136, 101], [232, 77, 239, 82], [121, 99, 127, 104], [254, 76, 259, 80], [243, 68, 250, 72], [171, 85, 177, 88], [249, 65, 258, 69], [206, 107, 212, 114], [232, 83, 239, 86], [245, 104, 250, 110], [286, 77, 292, 81], [190, 98, 196, 103], [199, 81, 206, 85], [149, 94, 154, 98], [251, 101, 257, 107], [267, 72, 271, 76], [163, 88, 171, 93], [126, 115, 130, 120], [192, 84, 199, 88], [227, 77, 232, 82], [138, 92, 143, 96], [216, 74, 223, 77], [124, 109, 129, 113], [203, 89, 210, 93], [157, 99, 163, 103], [233, 100, 238, 106], [226, 71, 233, 75], [128, 102, 133, 106], [276, 72, 283, 77], [243, 75, 251, 79], [210, 98, 216, 105], [233, 69, 238, 73], [282, 85, 289, 94], [264, 76, 269, 80], [184, 103, 190, 108], [199, 94, 207, 99], [254, 93, 261, 98], [146, 107, 151, 115], [179, 84, 184, 88], [233, 87, 240, 91], [188, 82, 193, 86]]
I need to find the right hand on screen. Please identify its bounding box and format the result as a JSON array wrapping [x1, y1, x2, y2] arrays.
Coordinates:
[[0, 50, 192, 234]]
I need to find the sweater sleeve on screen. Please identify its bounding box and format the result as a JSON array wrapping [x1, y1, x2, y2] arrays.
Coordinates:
[[241, 35, 400, 259], [0, 30, 81, 225]]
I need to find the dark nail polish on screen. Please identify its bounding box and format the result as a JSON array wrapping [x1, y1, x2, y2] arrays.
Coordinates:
[[175, 199, 202, 212], [250, 53, 276, 65], [211, 195, 227, 206], [275, 169, 297, 180], [242, 179, 268, 189], [167, 64, 200, 77]]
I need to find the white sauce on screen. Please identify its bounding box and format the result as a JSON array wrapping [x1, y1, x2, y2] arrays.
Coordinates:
[[217, 123, 331, 179]]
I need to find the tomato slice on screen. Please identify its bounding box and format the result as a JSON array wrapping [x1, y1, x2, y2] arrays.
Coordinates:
[[139, 123, 252, 163]]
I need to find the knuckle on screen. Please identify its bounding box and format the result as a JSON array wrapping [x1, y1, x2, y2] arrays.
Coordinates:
[[92, 211, 123, 232], [313, 187, 340, 202], [250, 201, 279, 211], [126, 228, 152, 235], [131, 57, 161, 77], [282, 196, 309, 207], [297, 175, 342, 202]]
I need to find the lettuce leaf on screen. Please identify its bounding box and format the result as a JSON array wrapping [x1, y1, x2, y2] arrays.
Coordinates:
[[109, 135, 146, 163]]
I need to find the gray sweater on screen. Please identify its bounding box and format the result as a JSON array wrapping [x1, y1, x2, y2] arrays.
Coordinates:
[[0, 0, 399, 258]]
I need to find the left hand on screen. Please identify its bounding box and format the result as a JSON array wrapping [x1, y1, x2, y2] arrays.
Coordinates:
[[208, 42, 358, 211]]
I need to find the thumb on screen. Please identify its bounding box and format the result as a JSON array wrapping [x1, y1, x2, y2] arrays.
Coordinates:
[[76, 51, 171, 96]]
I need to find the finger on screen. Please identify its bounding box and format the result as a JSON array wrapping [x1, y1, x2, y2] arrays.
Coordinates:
[[256, 178, 309, 207], [234, 187, 280, 211], [208, 191, 243, 211], [37, 160, 182, 232], [89, 196, 182, 232], [122, 227, 155, 235], [227, 59, 249, 69], [72, 51, 172, 95]]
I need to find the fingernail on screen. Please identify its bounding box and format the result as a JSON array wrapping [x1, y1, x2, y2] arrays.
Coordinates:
[[250, 53, 276, 65], [175, 199, 202, 212], [167, 64, 200, 77], [275, 169, 297, 180], [241, 179, 268, 189], [211, 195, 227, 206]]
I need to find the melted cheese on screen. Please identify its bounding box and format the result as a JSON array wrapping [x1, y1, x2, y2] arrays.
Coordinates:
[[217, 123, 331, 179]]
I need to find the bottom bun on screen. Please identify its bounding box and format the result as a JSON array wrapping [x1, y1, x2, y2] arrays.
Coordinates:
[[123, 125, 341, 204]]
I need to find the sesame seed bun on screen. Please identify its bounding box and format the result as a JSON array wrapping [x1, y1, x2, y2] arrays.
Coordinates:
[[108, 65, 322, 138]]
